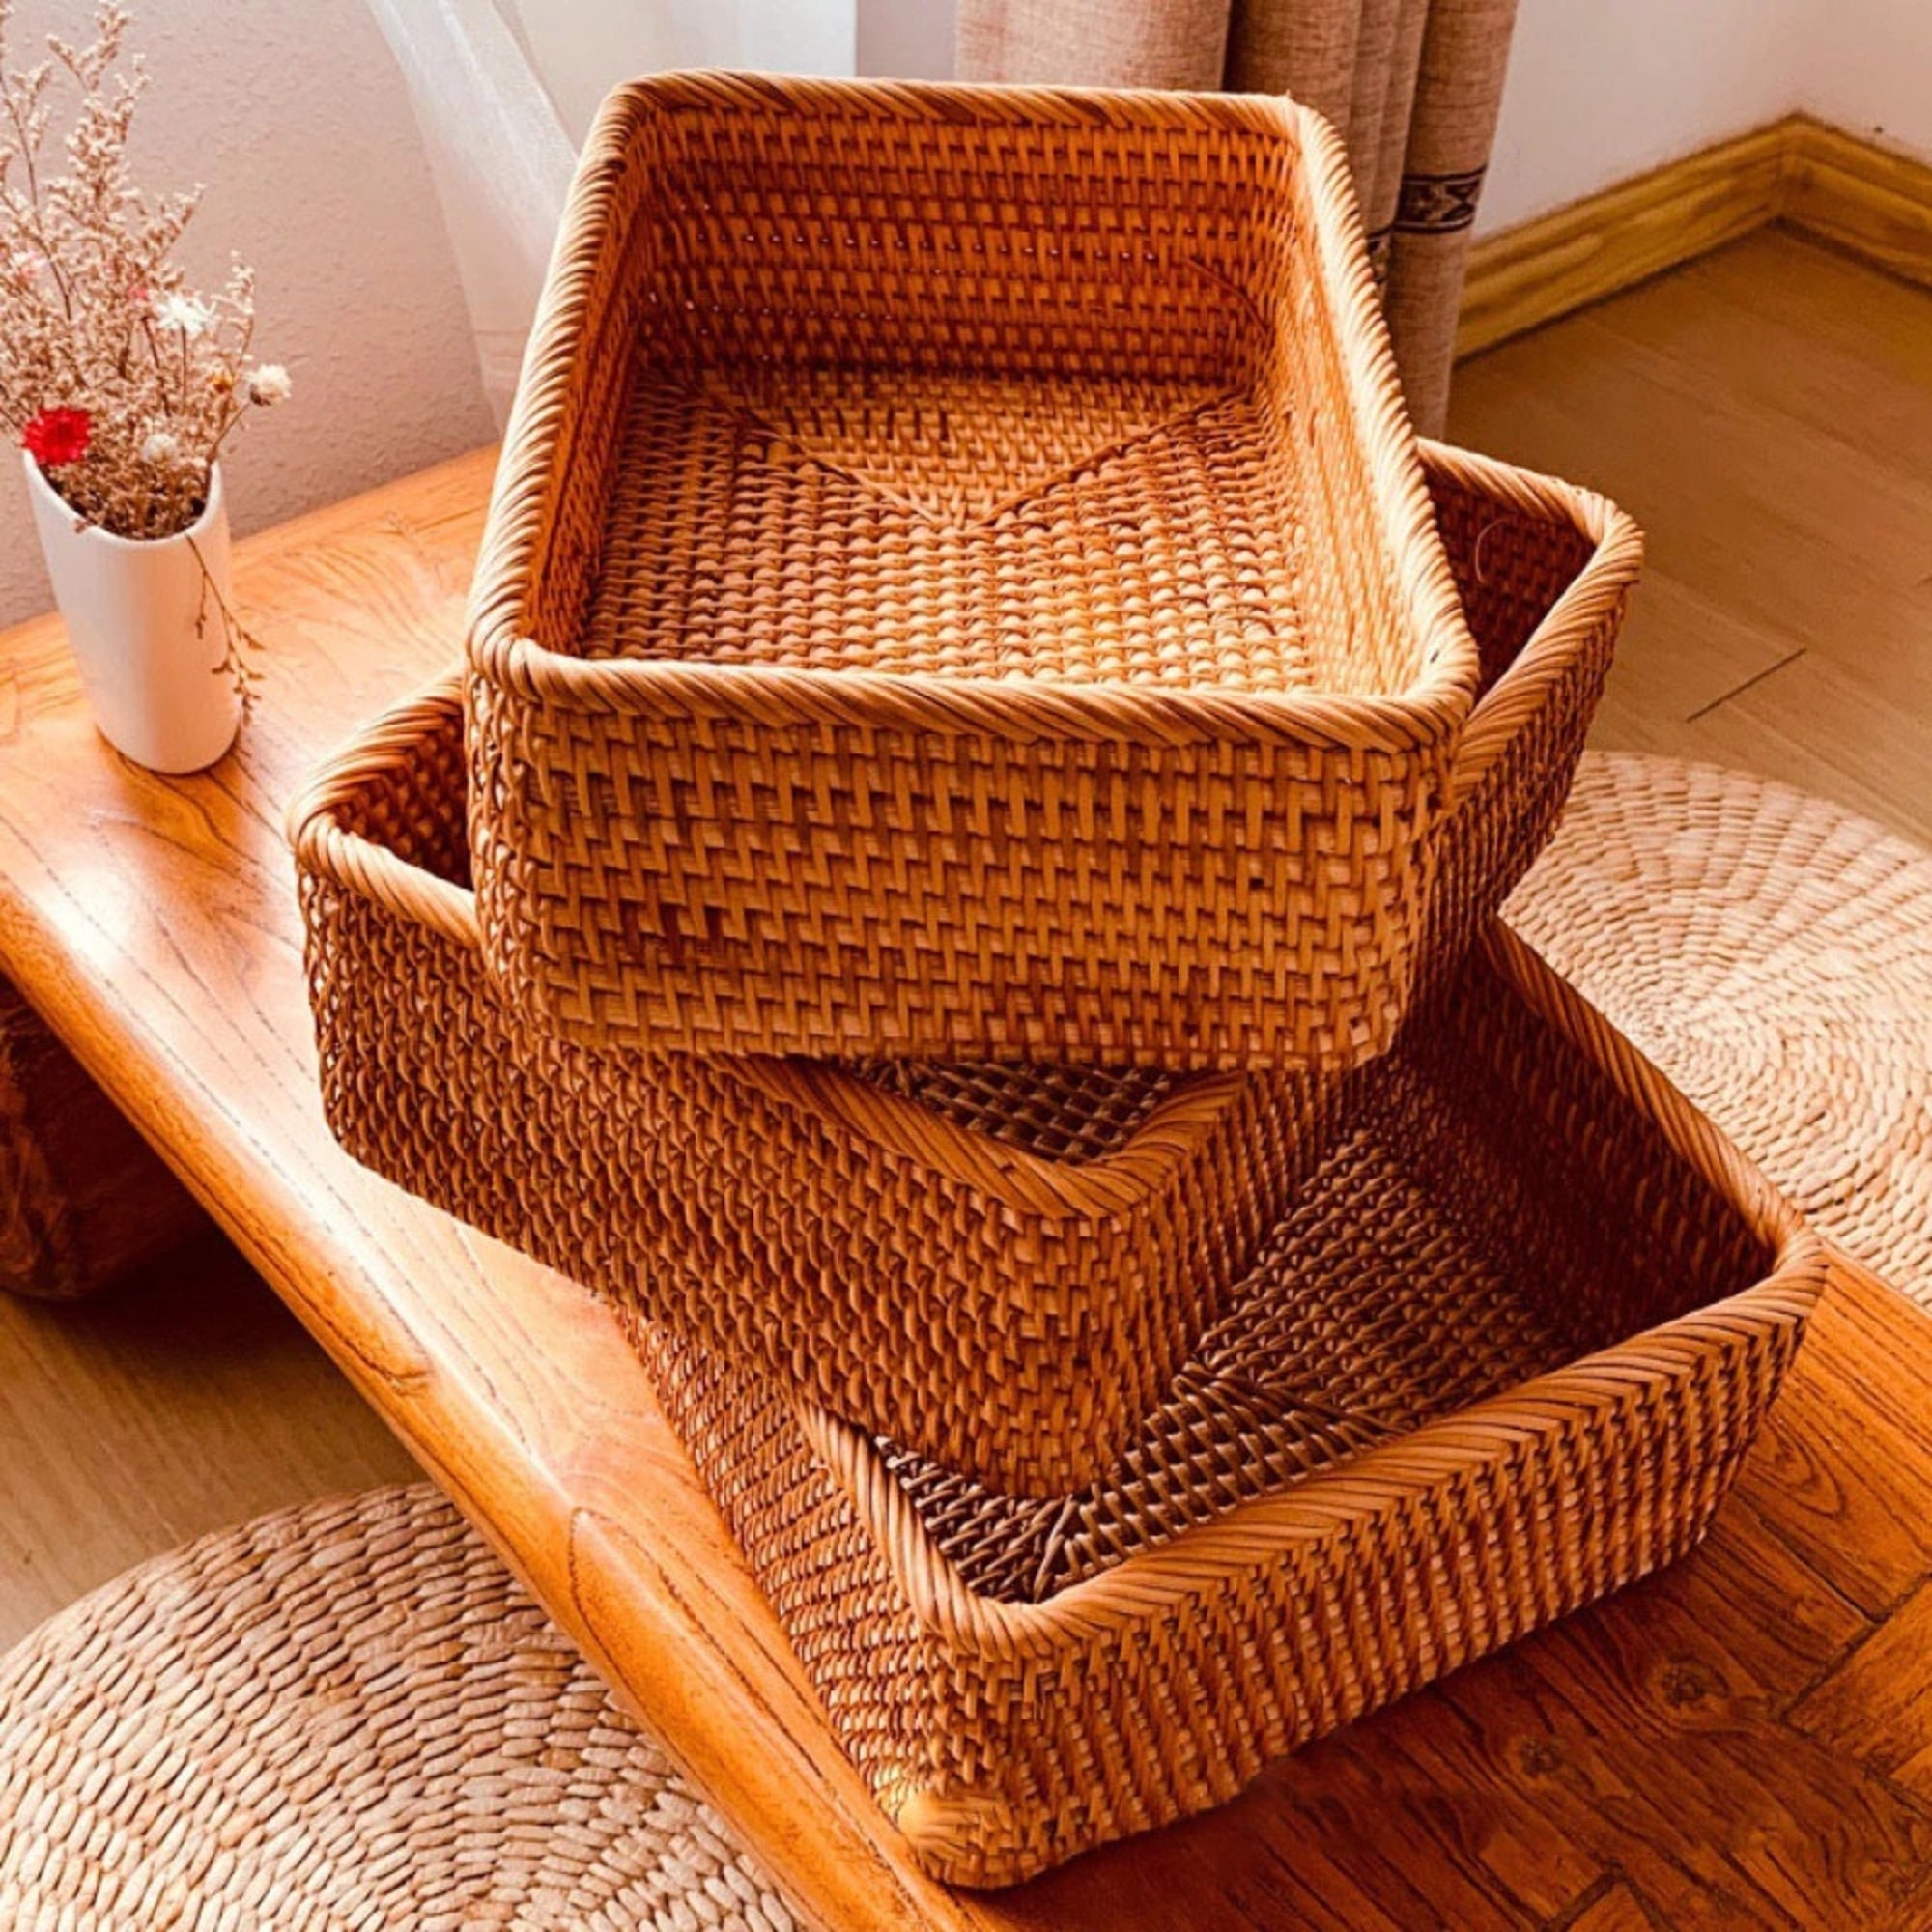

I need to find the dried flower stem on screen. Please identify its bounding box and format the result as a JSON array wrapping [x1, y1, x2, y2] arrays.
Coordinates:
[[185, 530, 259, 710]]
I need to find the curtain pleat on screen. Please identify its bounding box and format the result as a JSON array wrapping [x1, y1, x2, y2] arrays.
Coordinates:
[[955, 0, 1229, 89], [959, 0, 1518, 433], [1381, 0, 1518, 430], [1347, 1, 1403, 217], [1225, 0, 1359, 114], [1362, 3, 1434, 240]]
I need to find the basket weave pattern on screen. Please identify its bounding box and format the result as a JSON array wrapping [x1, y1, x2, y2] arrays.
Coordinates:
[[465, 72, 1484, 1067], [298, 444, 1636, 1497], [301, 691, 1325, 1495], [1410, 441, 1635, 980], [633, 925, 1824, 1887]]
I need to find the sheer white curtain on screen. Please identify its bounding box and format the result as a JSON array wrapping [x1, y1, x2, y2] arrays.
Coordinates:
[[367, 0, 858, 421]]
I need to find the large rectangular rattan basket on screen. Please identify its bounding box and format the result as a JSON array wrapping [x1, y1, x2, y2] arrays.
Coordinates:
[[465, 71, 1485, 1070], [295, 442, 1637, 1497], [634, 922, 1826, 1888]]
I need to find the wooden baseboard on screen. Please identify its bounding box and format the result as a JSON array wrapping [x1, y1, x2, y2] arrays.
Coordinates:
[[1782, 117, 1932, 290], [1457, 125, 1786, 357], [1458, 114, 1932, 357]]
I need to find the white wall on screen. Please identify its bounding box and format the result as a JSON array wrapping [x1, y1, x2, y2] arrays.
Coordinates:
[[1481, 0, 1932, 234], [5, 0, 1916, 631], [1802, 0, 1932, 156], [858, 0, 956, 80], [1478, 0, 1810, 232], [0, 0, 493, 626]]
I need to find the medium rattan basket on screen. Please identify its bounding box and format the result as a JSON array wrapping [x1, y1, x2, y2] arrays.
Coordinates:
[[465, 71, 1486, 1070], [296, 443, 1635, 1497], [635, 923, 1825, 1888]]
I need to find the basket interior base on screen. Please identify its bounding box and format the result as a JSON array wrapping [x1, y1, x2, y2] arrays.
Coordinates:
[[584, 361, 1326, 693], [886, 1031, 1767, 1605]]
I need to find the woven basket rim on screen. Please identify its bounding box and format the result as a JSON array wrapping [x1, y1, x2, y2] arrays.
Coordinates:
[[290, 435, 1640, 1214], [746, 1058, 1252, 1217], [289, 680, 1260, 1219], [297, 435, 1638, 951], [782, 921, 1823, 1656], [1418, 440, 1642, 807], [466, 73, 1482, 752], [556, 68, 1330, 133], [290, 436, 1640, 1209]]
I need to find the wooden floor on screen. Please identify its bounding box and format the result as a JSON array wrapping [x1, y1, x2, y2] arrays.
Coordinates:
[[0, 1231, 413, 1648], [0, 214, 1926, 1793], [1450, 225, 1932, 848]]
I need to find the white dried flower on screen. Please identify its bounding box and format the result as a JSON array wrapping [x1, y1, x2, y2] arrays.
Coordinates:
[[0, 7, 280, 542], [153, 290, 213, 336], [246, 362, 291, 407]]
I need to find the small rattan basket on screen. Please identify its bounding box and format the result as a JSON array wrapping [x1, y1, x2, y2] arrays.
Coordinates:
[[635, 923, 1825, 1888], [465, 71, 1486, 1070], [296, 443, 1636, 1496]]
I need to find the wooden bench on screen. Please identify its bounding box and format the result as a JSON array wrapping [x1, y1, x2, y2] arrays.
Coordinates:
[[1, 448, 1927, 1931]]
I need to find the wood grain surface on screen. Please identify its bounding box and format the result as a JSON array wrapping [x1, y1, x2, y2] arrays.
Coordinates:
[[0, 1228, 415, 1650], [1783, 117, 1932, 298], [1457, 123, 1787, 359], [1, 443, 1928, 1929]]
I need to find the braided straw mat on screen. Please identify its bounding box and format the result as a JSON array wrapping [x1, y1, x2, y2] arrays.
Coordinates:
[[0, 1485, 792, 1931], [1510, 752, 1932, 1308]]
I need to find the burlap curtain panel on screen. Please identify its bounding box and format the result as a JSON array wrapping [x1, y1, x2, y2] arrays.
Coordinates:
[[956, 0, 1519, 433]]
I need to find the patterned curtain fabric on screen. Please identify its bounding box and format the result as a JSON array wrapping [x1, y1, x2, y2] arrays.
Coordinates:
[[956, 0, 1519, 434]]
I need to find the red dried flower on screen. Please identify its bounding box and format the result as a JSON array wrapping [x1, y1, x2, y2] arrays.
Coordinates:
[[21, 406, 92, 468]]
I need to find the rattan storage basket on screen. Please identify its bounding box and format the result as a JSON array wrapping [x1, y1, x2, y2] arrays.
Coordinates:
[[466, 71, 1485, 1070], [300, 681, 1323, 1497], [634, 922, 1825, 1888], [296, 444, 1635, 1497]]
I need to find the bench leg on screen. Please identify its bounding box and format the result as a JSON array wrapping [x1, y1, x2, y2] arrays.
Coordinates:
[[0, 976, 206, 1300]]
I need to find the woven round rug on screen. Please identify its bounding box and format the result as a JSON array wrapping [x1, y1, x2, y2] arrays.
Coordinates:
[[0, 1484, 792, 1931], [1509, 751, 1932, 1307]]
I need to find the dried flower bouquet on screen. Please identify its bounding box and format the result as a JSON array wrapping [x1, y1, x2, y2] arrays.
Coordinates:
[[0, 3, 287, 550]]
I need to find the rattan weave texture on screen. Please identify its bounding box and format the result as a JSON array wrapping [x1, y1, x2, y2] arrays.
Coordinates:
[[636, 923, 1823, 1887], [297, 441, 1635, 1498], [1510, 753, 1932, 1308], [0, 1484, 791, 1930], [300, 686, 1324, 1498], [465, 71, 1492, 1068]]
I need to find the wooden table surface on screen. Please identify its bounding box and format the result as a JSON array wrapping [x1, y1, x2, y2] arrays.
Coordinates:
[[2, 448, 1929, 1931]]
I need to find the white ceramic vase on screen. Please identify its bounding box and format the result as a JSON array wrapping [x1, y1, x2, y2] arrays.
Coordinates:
[[23, 453, 242, 774]]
